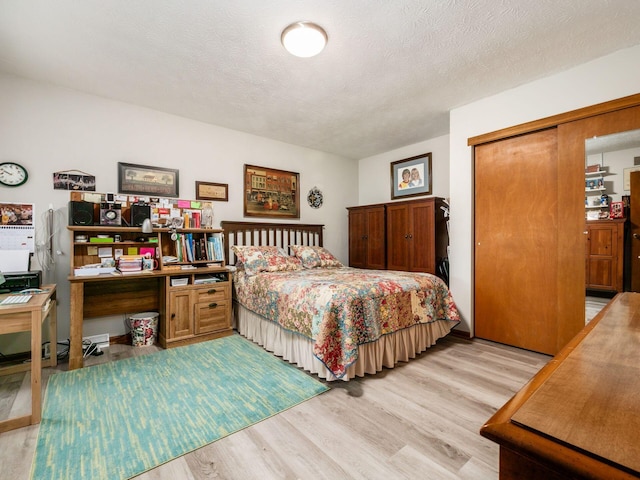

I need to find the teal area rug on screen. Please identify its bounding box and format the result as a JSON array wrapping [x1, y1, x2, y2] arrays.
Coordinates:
[[31, 334, 328, 480]]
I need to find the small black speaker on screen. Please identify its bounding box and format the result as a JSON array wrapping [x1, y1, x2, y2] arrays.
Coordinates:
[[68, 201, 94, 226], [131, 204, 151, 227]]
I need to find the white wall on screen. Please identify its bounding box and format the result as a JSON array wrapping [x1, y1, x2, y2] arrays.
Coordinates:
[[0, 73, 357, 354], [358, 134, 450, 205], [449, 44, 640, 333]]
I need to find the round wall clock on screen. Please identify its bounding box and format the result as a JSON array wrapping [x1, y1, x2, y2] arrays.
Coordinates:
[[0, 162, 28, 187], [307, 186, 323, 209]]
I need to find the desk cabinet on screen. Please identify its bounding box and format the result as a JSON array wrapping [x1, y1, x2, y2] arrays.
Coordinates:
[[585, 219, 625, 292], [161, 272, 232, 348]]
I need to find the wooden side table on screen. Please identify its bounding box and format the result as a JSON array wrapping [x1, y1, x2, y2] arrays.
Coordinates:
[[0, 284, 57, 433]]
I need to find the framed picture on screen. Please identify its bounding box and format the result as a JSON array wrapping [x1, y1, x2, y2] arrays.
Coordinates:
[[118, 162, 179, 197], [390, 152, 432, 200], [195, 181, 228, 201], [53, 170, 96, 191], [243, 164, 300, 219], [610, 201, 625, 219]]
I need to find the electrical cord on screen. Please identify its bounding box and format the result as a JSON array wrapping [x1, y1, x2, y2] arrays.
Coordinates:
[[82, 339, 103, 357]]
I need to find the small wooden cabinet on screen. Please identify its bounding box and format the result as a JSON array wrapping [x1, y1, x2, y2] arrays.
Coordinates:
[[161, 270, 232, 348], [347, 204, 386, 269], [386, 197, 447, 274], [585, 219, 625, 292]]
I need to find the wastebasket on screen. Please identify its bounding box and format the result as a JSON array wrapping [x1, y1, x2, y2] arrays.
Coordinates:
[[129, 312, 159, 347]]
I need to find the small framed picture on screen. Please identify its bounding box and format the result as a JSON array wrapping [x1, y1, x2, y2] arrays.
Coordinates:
[[610, 201, 625, 219], [195, 181, 228, 201], [390, 153, 432, 200]]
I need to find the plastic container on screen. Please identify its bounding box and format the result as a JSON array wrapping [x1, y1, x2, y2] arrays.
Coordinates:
[[129, 312, 159, 347]]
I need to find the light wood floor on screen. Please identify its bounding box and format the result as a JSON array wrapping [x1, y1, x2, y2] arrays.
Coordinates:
[[0, 334, 550, 480]]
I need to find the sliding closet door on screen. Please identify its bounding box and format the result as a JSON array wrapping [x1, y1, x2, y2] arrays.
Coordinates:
[[475, 129, 559, 354]]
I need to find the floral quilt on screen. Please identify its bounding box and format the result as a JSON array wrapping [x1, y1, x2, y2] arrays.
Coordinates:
[[233, 267, 460, 378]]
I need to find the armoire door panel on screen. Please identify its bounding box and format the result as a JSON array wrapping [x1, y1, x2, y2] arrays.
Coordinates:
[[386, 203, 411, 270], [366, 208, 386, 269], [348, 209, 368, 268], [410, 202, 435, 272], [475, 128, 559, 355]]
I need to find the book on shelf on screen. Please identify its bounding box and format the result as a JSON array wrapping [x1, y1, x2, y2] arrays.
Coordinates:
[[207, 233, 224, 261]]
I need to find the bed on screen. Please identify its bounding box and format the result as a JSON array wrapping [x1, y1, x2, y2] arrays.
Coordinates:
[[221, 221, 460, 381]]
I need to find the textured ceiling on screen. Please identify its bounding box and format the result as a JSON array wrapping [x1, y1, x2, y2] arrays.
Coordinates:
[[1, 1, 640, 160]]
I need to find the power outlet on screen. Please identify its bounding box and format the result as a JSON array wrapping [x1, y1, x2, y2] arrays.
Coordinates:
[[43, 343, 51, 359], [83, 333, 110, 350]]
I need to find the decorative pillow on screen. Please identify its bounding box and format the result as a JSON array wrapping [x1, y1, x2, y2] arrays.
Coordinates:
[[290, 245, 343, 269], [231, 245, 300, 275]]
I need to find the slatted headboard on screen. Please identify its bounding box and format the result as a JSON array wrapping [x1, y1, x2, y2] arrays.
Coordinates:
[[221, 221, 324, 265]]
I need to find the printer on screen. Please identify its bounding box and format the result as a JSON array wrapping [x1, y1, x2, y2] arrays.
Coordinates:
[[0, 270, 41, 293]]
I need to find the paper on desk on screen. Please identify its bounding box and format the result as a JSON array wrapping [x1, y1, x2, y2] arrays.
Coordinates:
[[0, 249, 30, 272]]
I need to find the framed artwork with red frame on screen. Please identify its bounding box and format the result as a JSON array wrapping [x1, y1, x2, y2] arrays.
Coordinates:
[[610, 201, 625, 219]]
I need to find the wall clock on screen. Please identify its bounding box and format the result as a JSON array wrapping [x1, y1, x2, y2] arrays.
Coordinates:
[[0, 162, 28, 187], [307, 186, 323, 209]]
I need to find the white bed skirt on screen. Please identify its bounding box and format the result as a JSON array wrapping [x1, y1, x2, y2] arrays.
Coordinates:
[[234, 302, 456, 381]]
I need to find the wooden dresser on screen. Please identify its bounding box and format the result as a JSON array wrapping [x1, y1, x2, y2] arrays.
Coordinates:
[[480, 292, 640, 480]]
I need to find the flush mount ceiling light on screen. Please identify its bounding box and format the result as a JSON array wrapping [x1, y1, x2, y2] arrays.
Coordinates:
[[281, 22, 327, 58]]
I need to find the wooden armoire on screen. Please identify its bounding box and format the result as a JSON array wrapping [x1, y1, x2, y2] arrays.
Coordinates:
[[347, 197, 448, 276], [471, 94, 640, 356]]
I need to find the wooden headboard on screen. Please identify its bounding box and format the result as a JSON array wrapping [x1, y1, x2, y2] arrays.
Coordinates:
[[221, 221, 324, 265]]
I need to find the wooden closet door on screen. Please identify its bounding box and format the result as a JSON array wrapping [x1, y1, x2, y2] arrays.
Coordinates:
[[475, 128, 559, 354], [631, 171, 640, 292]]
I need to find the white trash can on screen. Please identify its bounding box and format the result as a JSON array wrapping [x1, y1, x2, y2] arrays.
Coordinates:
[[129, 312, 159, 347]]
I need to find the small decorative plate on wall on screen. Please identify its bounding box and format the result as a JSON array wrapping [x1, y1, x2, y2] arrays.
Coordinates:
[[307, 187, 323, 209]]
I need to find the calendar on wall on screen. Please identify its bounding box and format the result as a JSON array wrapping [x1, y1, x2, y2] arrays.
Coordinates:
[[0, 202, 35, 253]]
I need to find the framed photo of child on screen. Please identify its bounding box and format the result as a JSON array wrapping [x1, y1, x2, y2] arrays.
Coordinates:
[[390, 152, 432, 200]]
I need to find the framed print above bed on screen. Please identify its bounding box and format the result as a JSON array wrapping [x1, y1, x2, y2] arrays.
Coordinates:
[[390, 152, 432, 200], [243, 164, 300, 219]]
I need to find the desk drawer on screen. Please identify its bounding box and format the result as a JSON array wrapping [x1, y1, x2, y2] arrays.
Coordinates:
[[195, 284, 228, 303], [195, 299, 229, 334]]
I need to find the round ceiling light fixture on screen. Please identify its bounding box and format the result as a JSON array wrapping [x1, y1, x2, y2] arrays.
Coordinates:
[[281, 22, 327, 58]]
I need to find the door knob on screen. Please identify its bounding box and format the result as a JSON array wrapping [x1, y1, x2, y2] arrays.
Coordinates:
[[634, 233, 640, 239]]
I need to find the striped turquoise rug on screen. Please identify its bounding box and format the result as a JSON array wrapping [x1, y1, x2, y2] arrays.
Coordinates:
[[31, 334, 328, 479]]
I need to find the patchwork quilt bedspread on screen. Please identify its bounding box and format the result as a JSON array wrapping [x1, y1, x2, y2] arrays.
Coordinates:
[[233, 267, 460, 378]]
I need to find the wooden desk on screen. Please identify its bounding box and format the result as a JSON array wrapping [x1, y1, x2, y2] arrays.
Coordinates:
[[0, 285, 57, 433], [480, 292, 640, 480], [68, 269, 232, 370]]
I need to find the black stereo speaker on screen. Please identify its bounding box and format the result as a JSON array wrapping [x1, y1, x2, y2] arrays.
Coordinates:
[[130, 204, 151, 227], [68, 201, 94, 226]]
